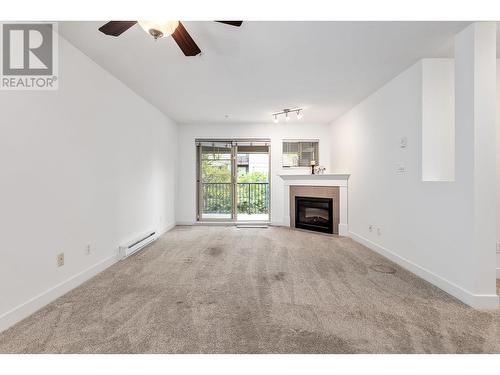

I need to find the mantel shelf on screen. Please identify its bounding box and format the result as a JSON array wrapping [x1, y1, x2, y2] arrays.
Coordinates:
[[277, 173, 350, 181]]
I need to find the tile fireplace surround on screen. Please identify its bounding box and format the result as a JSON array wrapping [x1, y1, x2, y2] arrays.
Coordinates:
[[278, 174, 349, 236]]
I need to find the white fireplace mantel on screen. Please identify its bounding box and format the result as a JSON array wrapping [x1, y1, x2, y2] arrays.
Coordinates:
[[278, 173, 350, 236]]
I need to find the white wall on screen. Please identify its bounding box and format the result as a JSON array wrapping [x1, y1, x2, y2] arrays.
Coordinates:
[[454, 23, 496, 299], [421, 59, 455, 182], [497, 60, 500, 277], [176, 122, 331, 225], [330, 55, 497, 307], [0, 34, 178, 331]]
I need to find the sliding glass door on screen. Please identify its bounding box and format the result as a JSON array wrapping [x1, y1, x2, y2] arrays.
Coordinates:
[[198, 142, 233, 220], [197, 139, 270, 222], [236, 144, 270, 221]]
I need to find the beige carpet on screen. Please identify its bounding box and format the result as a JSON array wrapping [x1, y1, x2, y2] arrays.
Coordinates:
[[0, 225, 499, 353]]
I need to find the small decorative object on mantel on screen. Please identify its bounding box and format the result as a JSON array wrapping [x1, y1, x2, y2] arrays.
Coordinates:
[[315, 166, 326, 175], [310, 160, 316, 174]]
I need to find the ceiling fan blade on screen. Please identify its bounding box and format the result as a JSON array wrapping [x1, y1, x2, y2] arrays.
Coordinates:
[[171, 22, 201, 56], [215, 21, 243, 27], [98, 21, 137, 36]]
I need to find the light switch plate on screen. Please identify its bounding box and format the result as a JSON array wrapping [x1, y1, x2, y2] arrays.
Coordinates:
[[396, 163, 407, 174]]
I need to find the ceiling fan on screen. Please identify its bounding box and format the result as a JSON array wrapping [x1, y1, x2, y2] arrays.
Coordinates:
[[98, 21, 243, 56]]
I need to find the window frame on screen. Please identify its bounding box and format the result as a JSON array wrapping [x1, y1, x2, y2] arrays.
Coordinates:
[[281, 139, 320, 168]]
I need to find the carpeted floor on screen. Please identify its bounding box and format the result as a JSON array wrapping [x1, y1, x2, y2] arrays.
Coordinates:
[[0, 225, 499, 353]]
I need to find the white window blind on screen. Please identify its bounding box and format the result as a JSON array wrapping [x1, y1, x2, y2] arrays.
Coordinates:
[[282, 140, 319, 167]]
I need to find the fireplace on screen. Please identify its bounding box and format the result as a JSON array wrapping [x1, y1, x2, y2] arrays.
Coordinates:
[[295, 196, 333, 234]]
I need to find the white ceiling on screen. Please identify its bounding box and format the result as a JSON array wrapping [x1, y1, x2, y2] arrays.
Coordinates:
[[59, 21, 470, 125]]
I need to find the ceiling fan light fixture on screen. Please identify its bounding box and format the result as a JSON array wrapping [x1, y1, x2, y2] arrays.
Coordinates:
[[296, 109, 303, 119], [273, 114, 279, 123], [138, 21, 179, 40]]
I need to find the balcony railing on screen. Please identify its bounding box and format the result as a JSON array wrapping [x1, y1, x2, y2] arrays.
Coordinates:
[[237, 182, 269, 215], [202, 182, 269, 215]]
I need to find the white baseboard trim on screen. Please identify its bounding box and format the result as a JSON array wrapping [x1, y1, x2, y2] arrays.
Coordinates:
[[177, 221, 286, 227], [349, 231, 499, 310], [0, 224, 177, 333], [338, 224, 349, 237], [0, 254, 119, 333], [176, 221, 195, 226], [157, 222, 176, 236], [270, 221, 286, 227]]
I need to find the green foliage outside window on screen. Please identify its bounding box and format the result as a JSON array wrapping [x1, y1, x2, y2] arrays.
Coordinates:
[[201, 157, 269, 214]]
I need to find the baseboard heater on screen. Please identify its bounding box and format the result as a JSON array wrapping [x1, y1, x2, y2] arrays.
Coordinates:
[[119, 230, 157, 259]]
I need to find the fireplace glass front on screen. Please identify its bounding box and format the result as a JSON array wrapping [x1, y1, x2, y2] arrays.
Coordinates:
[[295, 196, 333, 234]]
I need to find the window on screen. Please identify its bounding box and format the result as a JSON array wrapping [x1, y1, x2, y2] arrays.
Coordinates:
[[196, 139, 271, 222], [282, 140, 319, 167]]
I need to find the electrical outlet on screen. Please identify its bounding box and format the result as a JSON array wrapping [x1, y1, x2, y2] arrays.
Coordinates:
[[57, 253, 64, 267], [85, 244, 91, 255], [368, 225, 373, 233]]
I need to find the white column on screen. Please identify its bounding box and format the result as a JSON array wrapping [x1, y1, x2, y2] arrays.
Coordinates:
[[455, 22, 497, 307]]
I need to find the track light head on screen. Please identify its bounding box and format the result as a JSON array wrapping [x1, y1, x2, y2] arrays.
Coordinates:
[[272, 107, 303, 123]]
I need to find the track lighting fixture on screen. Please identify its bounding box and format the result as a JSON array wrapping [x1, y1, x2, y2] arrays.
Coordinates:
[[272, 108, 303, 123]]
